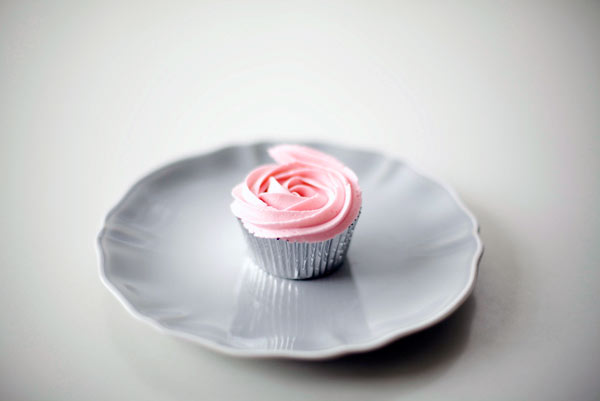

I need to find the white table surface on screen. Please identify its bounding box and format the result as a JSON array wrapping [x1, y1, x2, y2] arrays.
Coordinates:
[[1, 1, 599, 400]]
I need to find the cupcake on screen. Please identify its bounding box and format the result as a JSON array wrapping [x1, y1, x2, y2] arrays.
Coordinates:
[[231, 144, 362, 279]]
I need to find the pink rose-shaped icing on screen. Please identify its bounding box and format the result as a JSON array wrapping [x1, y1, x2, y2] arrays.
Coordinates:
[[231, 145, 362, 242]]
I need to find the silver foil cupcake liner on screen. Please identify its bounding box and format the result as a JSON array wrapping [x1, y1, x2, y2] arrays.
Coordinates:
[[239, 213, 360, 280]]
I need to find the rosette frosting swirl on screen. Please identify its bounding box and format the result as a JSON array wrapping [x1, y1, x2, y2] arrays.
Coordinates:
[[231, 145, 362, 242]]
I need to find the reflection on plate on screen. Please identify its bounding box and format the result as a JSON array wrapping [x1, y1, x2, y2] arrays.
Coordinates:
[[231, 260, 369, 351]]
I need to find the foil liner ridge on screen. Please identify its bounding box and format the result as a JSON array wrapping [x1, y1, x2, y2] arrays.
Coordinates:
[[239, 213, 360, 280]]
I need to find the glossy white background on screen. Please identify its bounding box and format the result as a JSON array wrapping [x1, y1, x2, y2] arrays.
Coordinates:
[[1, 1, 599, 400]]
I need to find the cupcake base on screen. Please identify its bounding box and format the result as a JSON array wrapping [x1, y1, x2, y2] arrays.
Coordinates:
[[238, 215, 359, 280]]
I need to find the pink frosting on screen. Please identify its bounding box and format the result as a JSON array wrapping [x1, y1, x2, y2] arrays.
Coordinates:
[[231, 145, 362, 242]]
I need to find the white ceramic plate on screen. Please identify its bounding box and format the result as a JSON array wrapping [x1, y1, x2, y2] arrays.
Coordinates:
[[98, 142, 482, 360]]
